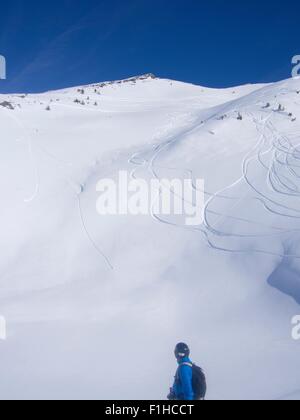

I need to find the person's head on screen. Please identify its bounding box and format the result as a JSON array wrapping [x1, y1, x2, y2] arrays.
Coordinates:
[[174, 342, 190, 361]]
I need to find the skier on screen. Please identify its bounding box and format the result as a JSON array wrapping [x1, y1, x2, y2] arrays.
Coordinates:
[[167, 343, 207, 401]]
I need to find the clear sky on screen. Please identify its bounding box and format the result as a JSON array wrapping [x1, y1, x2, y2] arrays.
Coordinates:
[[0, 0, 299, 93]]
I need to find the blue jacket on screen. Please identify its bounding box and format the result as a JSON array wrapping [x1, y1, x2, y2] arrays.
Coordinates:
[[172, 357, 194, 400]]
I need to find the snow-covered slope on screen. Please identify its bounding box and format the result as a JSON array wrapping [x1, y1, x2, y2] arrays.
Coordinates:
[[0, 74, 300, 400]]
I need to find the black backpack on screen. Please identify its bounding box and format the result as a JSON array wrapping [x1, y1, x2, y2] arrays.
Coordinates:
[[178, 363, 207, 400]]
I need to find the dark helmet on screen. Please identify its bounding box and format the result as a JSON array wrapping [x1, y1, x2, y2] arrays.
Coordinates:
[[175, 343, 190, 359]]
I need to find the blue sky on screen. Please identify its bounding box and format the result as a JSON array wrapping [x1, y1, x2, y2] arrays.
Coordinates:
[[0, 0, 299, 93]]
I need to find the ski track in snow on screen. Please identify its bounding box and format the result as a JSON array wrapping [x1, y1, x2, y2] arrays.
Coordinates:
[[203, 109, 300, 257], [0, 106, 114, 271], [4, 79, 300, 268], [126, 88, 300, 260], [1, 107, 40, 203]]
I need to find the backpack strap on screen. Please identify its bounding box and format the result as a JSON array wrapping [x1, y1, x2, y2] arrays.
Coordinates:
[[176, 362, 193, 383], [180, 362, 193, 368], [177, 362, 193, 377]]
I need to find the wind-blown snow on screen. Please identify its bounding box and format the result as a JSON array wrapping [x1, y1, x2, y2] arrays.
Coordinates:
[[0, 74, 300, 400]]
